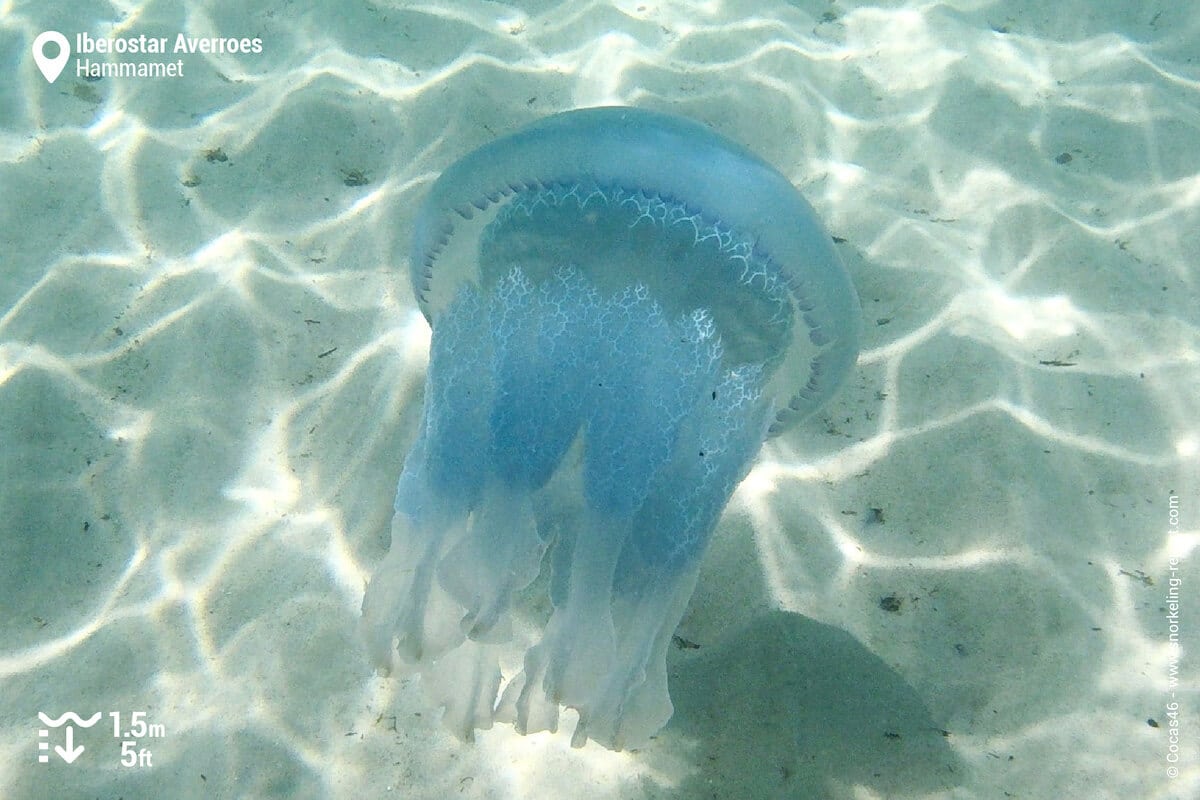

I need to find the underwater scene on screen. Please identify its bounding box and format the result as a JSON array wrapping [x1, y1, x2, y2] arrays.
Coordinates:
[[1, 1, 1197, 798]]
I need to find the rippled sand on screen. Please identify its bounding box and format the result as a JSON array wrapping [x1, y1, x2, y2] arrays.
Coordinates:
[[2, 1, 1197, 798]]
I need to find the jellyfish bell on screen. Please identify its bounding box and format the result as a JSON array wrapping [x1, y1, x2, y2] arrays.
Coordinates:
[[361, 106, 861, 749], [411, 107, 861, 433]]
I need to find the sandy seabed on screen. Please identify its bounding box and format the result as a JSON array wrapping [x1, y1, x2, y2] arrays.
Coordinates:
[[1, 1, 1198, 798]]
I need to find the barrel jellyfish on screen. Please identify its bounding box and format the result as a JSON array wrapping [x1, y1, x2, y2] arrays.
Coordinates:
[[361, 107, 861, 749]]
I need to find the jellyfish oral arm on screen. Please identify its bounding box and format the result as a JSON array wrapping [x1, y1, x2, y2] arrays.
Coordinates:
[[362, 266, 771, 747]]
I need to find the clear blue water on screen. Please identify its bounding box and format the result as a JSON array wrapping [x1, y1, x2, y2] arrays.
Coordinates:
[[1, 1, 1197, 798]]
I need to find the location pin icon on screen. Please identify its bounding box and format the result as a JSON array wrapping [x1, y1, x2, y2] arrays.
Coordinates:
[[33, 31, 70, 84]]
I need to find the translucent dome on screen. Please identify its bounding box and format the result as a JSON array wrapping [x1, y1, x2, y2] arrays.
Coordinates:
[[409, 106, 861, 434]]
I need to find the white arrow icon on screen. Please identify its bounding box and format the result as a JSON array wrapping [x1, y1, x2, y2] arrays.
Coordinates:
[[55, 726, 85, 763], [33, 31, 71, 84]]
